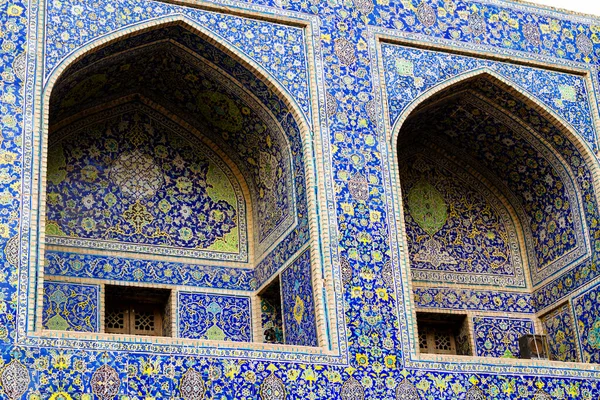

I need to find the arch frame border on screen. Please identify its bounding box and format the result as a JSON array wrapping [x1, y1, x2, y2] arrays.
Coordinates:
[[18, 3, 344, 363], [372, 32, 600, 377]]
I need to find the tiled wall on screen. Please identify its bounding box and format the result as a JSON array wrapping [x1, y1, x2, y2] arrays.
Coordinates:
[[400, 152, 525, 288], [541, 303, 579, 362], [178, 292, 252, 342], [573, 282, 600, 363], [45, 251, 255, 291], [281, 250, 318, 347], [473, 316, 535, 358], [2, 0, 600, 396], [42, 281, 100, 332]]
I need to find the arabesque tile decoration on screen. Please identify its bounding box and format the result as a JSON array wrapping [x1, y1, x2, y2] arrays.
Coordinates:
[[541, 302, 579, 362], [1, 0, 600, 396], [472, 316, 535, 358], [47, 101, 245, 259], [178, 292, 252, 342], [42, 281, 100, 332]]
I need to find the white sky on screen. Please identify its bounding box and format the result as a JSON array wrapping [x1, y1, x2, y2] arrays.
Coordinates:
[[526, 0, 600, 17]]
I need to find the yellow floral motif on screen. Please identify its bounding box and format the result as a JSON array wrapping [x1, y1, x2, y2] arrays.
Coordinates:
[[384, 355, 396, 369], [355, 353, 369, 367], [6, 4, 24, 16], [293, 295, 305, 324], [49, 392, 73, 400]]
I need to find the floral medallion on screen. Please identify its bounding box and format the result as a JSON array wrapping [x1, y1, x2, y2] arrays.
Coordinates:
[[179, 368, 206, 400], [90, 364, 121, 400], [348, 173, 369, 201], [416, 3, 436, 28], [396, 378, 420, 400], [334, 38, 357, 66], [259, 373, 286, 400], [0, 360, 29, 400], [340, 377, 365, 400]]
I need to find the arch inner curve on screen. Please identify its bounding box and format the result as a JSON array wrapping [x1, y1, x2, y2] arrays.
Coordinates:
[[38, 22, 321, 347], [46, 24, 307, 263], [397, 74, 595, 290]]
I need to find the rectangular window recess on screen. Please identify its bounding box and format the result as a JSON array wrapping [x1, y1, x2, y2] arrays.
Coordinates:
[[258, 276, 284, 345], [416, 312, 471, 356], [105, 285, 171, 337]]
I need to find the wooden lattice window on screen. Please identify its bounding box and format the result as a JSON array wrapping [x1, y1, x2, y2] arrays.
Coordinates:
[[417, 312, 470, 356], [104, 285, 170, 337]]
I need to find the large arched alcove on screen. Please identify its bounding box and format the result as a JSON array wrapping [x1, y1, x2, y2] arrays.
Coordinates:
[[395, 72, 599, 360], [38, 22, 322, 348]]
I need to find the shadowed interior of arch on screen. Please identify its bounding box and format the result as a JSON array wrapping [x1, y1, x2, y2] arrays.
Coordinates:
[[40, 24, 320, 347], [397, 74, 597, 360]]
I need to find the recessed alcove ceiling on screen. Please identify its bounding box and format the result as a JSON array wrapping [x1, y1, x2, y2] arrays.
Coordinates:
[[398, 77, 593, 286], [47, 25, 309, 260]]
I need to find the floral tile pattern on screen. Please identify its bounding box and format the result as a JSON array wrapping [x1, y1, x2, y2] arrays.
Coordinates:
[[473, 316, 535, 358], [178, 292, 252, 342], [42, 281, 100, 332], [46, 101, 245, 259], [382, 44, 596, 145], [573, 281, 600, 363], [541, 303, 579, 362], [2, 0, 600, 397], [281, 249, 318, 346], [395, 75, 594, 286], [414, 287, 535, 313], [399, 152, 525, 288], [45, 251, 256, 291]]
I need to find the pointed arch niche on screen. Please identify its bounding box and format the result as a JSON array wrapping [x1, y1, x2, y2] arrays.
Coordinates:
[[34, 19, 328, 350], [392, 71, 600, 361]]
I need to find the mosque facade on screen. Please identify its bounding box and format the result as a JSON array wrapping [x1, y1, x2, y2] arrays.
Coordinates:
[[1, 0, 600, 397]]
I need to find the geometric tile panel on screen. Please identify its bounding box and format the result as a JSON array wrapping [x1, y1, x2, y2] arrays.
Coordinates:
[[178, 292, 252, 342], [473, 316, 535, 358], [572, 282, 600, 363], [42, 281, 100, 332], [281, 249, 318, 346], [541, 303, 579, 362]]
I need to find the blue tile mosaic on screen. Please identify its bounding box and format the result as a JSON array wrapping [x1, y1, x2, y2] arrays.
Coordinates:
[[414, 287, 535, 313], [541, 303, 579, 362], [42, 281, 100, 332], [374, 0, 600, 64], [46, 101, 246, 260], [49, 31, 302, 257], [400, 151, 526, 288], [473, 316, 535, 358], [4, 0, 600, 397], [382, 44, 596, 145], [397, 75, 595, 286], [45, 250, 256, 291], [43, 5, 312, 122], [573, 281, 600, 363], [178, 291, 252, 342], [280, 249, 318, 346]]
